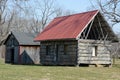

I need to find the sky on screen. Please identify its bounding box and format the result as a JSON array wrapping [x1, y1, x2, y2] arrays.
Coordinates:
[[56, 0, 120, 33], [56, 0, 93, 12]]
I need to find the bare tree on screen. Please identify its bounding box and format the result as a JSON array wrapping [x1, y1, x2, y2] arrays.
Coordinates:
[[0, 0, 8, 39], [15, 0, 74, 33], [96, 0, 120, 64], [0, 0, 74, 35], [97, 0, 120, 26], [30, 0, 72, 32], [55, 7, 74, 17], [0, 0, 14, 58], [0, 0, 74, 59], [11, 0, 59, 33], [0, 0, 15, 43], [0, 0, 29, 43]]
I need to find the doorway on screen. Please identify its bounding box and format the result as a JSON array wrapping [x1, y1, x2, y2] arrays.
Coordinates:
[[54, 45, 59, 65], [10, 48, 14, 64]]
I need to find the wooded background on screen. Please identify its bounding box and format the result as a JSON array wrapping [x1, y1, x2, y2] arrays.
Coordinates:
[[0, 0, 120, 59]]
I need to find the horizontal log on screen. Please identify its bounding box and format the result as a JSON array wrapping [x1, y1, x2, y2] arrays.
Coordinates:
[[78, 53, 110, 57], [78, 39, 111, 44], [78, 60, 111, 64], [78, 50, 110, 55], [58, 59, 76, 62], [41, 61, 55, 65], [78, 44, 109, 48], [78, 56, 111, 61], [41, 61, 76, 66], [42, 58, 54, 61], [78, 50, 91, 53], [58, 58, 76, 61], [42, 41, 77, 45], [58, 62, 76, 65], [65, 52, 77, 55], [78, 46, 88, 50]]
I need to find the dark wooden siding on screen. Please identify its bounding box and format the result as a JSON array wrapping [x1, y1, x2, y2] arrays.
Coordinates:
[[77, 39, 111, 65], [5, 35, 19, 64], [5, 34, 40, 64], [40, 40, 77, 65]]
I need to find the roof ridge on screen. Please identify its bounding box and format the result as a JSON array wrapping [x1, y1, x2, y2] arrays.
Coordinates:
[[54, 10, 99, 19]]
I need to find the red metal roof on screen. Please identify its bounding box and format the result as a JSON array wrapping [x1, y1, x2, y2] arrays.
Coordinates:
[[35, 10, 99, 41]]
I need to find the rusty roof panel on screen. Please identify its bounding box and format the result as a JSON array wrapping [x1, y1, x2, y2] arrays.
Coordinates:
[[35, 10, 98, 41]]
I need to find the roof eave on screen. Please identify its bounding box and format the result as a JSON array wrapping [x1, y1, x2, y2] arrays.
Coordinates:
[[35, 38, 76, 42]]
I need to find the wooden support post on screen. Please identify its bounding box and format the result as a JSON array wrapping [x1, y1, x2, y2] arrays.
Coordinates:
[[85, 19, 94, 39], [91, 26, 97, 39], [76, 40, 79, 67], [97, 15, 105, 39], [83, 28, 87, 39], [95, 25, 101, 40]]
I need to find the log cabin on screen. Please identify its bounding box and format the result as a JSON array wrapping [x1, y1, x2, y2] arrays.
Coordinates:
[[4, 31, 40, 64], [35, 10, 118, 66]]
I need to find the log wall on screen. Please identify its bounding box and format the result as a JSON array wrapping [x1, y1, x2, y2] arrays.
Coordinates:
[[5, 34, 40, 64], [77, 39, 111, 65], [40, 40, 77, 65], [5, 35, 19, 64]]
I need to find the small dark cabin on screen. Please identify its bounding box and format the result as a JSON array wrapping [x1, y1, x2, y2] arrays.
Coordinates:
[[4, 31, 40, 64], [35, 10, 118, 66]]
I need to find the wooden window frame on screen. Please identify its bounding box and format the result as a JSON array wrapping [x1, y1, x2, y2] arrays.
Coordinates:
[[92, 46, 97, 56]]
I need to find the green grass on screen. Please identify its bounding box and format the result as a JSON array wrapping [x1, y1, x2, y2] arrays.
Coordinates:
[[0, 59, 120, 80]]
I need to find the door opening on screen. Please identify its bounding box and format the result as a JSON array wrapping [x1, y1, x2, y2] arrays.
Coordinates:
[[11, 48, 14, 64]]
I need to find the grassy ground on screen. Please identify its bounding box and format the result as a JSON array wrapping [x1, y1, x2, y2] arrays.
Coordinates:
[[0, 59, 120, 80]]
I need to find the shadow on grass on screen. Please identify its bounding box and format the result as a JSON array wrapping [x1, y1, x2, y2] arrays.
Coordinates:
[[112, 59, 120, 68], [10, 64, 95, 68], [9, 63, 78, 68], [113, 64, 120, 68]]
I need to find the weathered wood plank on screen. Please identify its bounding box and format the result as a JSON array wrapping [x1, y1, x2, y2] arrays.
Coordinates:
[[78, 60, 111, 64], [78, 39, 111, 44], [40, 40, 77, 65], [78, 53, 110, 57], [78, 56, 111, 61], [77, 39, 111, 65]]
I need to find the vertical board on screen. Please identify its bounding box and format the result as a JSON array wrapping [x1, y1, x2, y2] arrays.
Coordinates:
[[14, 46, 19, 64], [20, 46, 40, 64]]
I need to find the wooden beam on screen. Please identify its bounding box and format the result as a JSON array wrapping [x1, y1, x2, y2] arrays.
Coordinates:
[[85, 19, 94, 39], [97, 15, 105, 39]]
